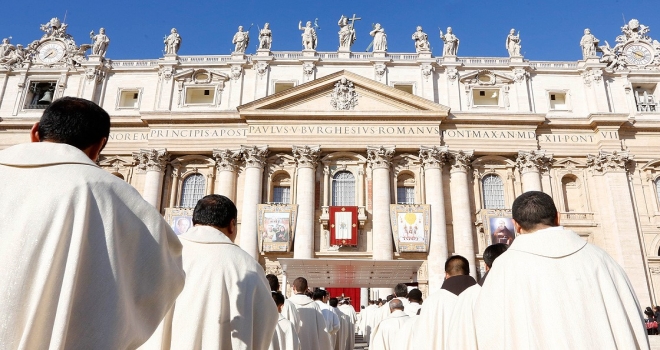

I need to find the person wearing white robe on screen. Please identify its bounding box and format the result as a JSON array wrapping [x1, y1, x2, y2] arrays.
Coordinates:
[[338, 300, 358, 340], [333, 299, 357, 350], [406, 255, 477, 350], [141, 194, 279, 350], [267, 274, 302, 334], [405, 289, 423, 317], [473, 191, 649, 349], [288, 277, 333, 350], [0, 97, 185, 349], [314, 289, 340, 347], [370, 299, 410, 350], [359, 301, 377, 343], [271, 292, 301, 350], [377, 284, 411, 323]]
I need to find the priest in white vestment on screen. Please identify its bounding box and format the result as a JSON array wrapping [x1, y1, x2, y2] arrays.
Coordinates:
[[288, 277, 333, 350], [0, 97, 185, 349], [370, 299, 410, 350], [333, 298, 356, 350], [267, 274, 302, 334], [271, 292, 301, 350], [359, 301, 378, 343], [405, 288, 423, 317], [314, 289, 340, 347], [338, 300, 358, 339], [473, 191, 649, 349], [141, 195, 279, 350], [406, 255, 477, 350], [377, 283, 410, 322]]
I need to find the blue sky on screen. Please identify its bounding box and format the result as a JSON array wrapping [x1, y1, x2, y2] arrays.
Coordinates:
[[2, 0, 659, 61]]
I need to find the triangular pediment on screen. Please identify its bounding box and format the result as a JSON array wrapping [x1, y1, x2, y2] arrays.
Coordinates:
[[238, 70, 449, 120]]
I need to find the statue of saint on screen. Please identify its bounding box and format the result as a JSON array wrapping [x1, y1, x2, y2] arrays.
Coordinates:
[[440, 27, 459, 56], [259, 23, 272, 50], [506, 28, 521, 57], [90, 28, 110, 57], [580, 28, 599, 59], [411, 26, 430, 53], [370, 23, 387, 52], [164, 28, 181, 55], [232, 26, 250, 53], [0, 38, 14, 58], [338, 15, 357, 50], [298, 20, 317, 50]]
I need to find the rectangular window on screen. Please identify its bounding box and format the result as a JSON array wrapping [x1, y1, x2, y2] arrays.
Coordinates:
[[24, 81, 56, 110], [633, 84, 658, 112], [185, 87, 215, 105], [472, 89, 499, 106], [118, 89, 141, 109], [273, 186, 291, 204], [549, 92, 567, 110], [274, 82, 295, 94], [397, 187, 415, 204], [393, 84, 414, 94]]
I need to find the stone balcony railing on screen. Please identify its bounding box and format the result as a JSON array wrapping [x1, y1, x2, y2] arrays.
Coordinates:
[[560, 212, 597, 227], [319, 205, 368, 229]]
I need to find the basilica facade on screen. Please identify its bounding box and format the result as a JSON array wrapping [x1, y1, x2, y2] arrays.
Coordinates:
[[2, 17, 660, 307]]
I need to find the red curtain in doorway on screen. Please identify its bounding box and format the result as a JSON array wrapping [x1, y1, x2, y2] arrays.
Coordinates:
[[325, 287, 361, 313]]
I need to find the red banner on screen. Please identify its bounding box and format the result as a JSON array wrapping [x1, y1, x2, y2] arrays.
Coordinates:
[[329, 206, 358, 246]]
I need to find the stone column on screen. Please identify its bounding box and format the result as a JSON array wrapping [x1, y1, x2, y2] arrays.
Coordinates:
[[587, 150, 651, 305], [448, 150, 477, 278], [367, 146, 395, 261], [516, 150, 552, 193], [213, 149, 242, 202], [293, 145, 321, 259], [132, 149, 169, 209], [360, 288, 369, 309], [420, 146, 449, 294], [239, 145, 269, 260]]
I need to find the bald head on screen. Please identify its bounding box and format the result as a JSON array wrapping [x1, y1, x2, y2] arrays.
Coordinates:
[[445, 255, 470, 277], [389, 298, 404, 312]]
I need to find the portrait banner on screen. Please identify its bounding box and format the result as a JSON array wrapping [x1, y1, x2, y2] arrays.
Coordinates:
[[389, 204, 430, 252], [329, 206, 358, 246], [485, 214, 516, 246], [258, 204, 298, 252], [165, 207, 194, 235]]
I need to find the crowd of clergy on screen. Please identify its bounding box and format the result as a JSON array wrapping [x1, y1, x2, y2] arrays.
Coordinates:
[[0, 96, 652, 349]]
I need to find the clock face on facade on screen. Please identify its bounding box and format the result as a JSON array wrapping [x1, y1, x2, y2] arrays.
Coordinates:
[[37, 41, 66, 64], [624, 44, 654, 66]]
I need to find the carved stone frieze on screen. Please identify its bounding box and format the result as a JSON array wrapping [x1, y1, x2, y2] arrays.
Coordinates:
[[230, 65, 243, 80], [302, 62, 315, 79], [241, 145, 269, 169], [513, 68, 529, 83], [255, 61, 269, 78], [516, 150, 553, 174], [367, 145, 395, 169], [292, 145, 321, 169], [419, 145, 448, 169], [581, 69, 603, 86], [446, 67, 458, 82], [421, 63, 434, 81], [330, 77, 358, 110], [132, 148, 169, 172], [449, 150, 474, 173], [158, 66, 174, 81], [212, 148, 242, 172], [374, 63, 386, 81], [586, 150, 633, 174]]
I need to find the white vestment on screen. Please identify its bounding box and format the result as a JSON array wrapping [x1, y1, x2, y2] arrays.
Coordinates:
[[362, 304, 379, 344], [270, 314, 301, 350], [0, 143, 185, 349], [334, 306, 355, 350], [405, 301, 421, 317], [316, 300, 340, 348], [473, 227, 649, 349], [371, 297, 409, 344], [288, 294, 332, 350], [338, 304, 357, 343], [407, 285, 467, 350], [141, 225, 279, 350], [446, 284, 481, 350], [369, 310, 410, 350], [281, 299, 302, 334]]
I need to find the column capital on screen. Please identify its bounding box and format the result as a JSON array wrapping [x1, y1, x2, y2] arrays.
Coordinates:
[[449, 150, 474, 173], [241, 145, 269, 169], [516, 150, 553, 174], [587, 150, 633, 174], [292, 145, 321, 169], [367, 145, 395, 169], [419, 145, 448, 169], [132, 148, 169, 173], [213, 148, 242, 172]]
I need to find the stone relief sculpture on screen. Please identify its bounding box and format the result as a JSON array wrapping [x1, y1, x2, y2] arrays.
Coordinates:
[[440, 27, 459, 56], [506, 28, 521, 57], [0, 44, 27, 68], [370, 23, 387, 52], [580, 29, 599, 59], [411, 26, 430, 53], [90, 28, 110, 56], [259, 23, 272, 50], [0, 38, 14, 58], [330, 77, 358, 110], [232, 26, 250, 53], [299, 20, 317, 50], [337, 15, 358, 51], [40, 18, 69, 39], [164, 28, 181, 55]]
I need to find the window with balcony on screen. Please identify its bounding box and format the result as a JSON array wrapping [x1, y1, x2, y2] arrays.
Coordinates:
[[180, 173, 206, 208], [482, 174, 505, 209], [332, 171, 355, 206]]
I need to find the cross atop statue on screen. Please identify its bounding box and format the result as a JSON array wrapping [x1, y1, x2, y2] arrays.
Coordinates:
[[338, 14, 360, 51], [348, 14, 361, 29]]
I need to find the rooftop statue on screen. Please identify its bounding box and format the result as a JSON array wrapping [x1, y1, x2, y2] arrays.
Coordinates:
[[90, 28, 110, 57], [440, 27, 459, 56], [299, 20, 317, 50], [369, 23, 387, 52], [338, 15, 359, 51], [40, 17, 70, 40], [0, 38, 15, 59], [164, 28, 181, 55], [232, 26, 250, 53], [506, 28, 521, 57], [580, 29, 599, 59], [411, 26, 430, 53], [259, 23, 272, 50]]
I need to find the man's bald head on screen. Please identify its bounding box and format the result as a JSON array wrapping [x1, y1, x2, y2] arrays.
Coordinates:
[[445, 255, 470, 277], [389, 298, 404, 312]]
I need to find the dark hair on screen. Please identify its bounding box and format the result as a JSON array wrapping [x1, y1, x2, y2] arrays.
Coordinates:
[[192, 195, 237, 228], [313, 289, 327, 301], [272, 292, 285, 306], [329, 297, 339, 307], [394, 283, 408, 297], [512, 191, 558, 231], [386, 295, 394, 302], [445, 255, 470, 276], [266, 274, 279, 292], [38, 97, 110, 150], [483, 243, 509, 268], [407, 288, 423, 303], [293, 277, 308, 293]]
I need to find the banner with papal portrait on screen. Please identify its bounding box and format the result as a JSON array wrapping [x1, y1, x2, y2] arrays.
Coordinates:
[[389, 204, 431, 253], [258, 204, 298, 252], [165, 208, 194, 235]]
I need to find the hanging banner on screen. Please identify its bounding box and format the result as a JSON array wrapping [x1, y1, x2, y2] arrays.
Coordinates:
[[390, 204, 431, 252], [258, 204, 298, 252], [329, 206, 359, 246]]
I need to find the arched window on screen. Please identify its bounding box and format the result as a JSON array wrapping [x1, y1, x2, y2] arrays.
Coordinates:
[[332, 171, 355, 206], [397, 173, 415, 204], [562, 175, 583, 212], [180, 173, 206, 208], [482, 174, 505, 209], [272, 173, 291, 204]]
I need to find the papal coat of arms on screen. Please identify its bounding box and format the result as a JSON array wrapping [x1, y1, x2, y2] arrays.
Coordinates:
[[330, 78, 358, 110]]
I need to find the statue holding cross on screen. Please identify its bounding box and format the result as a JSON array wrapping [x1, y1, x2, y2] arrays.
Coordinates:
[[338, 14, 360, 51]]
